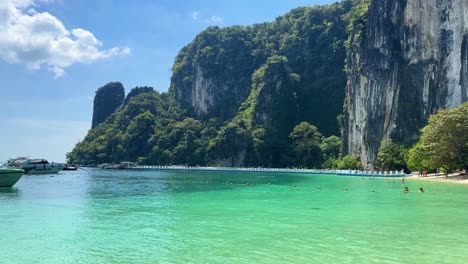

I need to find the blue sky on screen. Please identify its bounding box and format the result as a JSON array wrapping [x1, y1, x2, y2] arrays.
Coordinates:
[[0, 0, 337, 163]]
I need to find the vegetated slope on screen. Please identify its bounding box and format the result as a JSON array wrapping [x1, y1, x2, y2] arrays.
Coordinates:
[[69, 1, 353, 167]]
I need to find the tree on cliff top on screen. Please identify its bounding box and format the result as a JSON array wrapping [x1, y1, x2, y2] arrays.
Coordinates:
[[406, 103, 468, 171]]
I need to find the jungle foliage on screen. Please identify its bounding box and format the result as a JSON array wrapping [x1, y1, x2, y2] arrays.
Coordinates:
[[68, 86, 343, 168], [406, 103, 468, 171], [69, 1, 363, 167]]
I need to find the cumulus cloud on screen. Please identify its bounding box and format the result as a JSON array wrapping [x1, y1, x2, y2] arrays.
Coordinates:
[[0, 0, 130, 78]]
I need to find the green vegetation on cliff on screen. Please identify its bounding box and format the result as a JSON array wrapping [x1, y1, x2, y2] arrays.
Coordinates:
[[72, 0, 419, 169], [406, 103, 468, 171], [68, 84, 344, 168], [91, 82, 125, 129], [171, 1, 354, 136], [375, 138, 408, 171]]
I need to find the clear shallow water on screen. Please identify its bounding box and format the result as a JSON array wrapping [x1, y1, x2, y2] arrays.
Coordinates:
[[1, 169, 467, 264]]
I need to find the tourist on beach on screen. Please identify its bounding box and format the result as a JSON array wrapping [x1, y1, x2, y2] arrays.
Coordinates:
[[419, 187, 424, 193]]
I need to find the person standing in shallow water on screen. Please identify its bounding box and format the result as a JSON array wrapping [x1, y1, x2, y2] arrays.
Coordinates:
[[401, 178, 405, 184]]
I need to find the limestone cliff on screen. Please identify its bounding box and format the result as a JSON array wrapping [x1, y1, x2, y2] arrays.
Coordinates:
[[170, 2, 352, 137], [91, 82, 125, 129], [344, 0, 468, 167]]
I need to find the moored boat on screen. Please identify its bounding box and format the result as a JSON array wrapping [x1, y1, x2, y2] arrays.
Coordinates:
[[0, 168, 24, 187], [8, 158, 65, 174], [63, 164, 78, 171], [99, 162, 136, 170]]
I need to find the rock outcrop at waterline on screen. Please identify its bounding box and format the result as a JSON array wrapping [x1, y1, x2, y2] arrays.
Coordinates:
[[91, 82, 125, 128], [344, 0, 468, 167]]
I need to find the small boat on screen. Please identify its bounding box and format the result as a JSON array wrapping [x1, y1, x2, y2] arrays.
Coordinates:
[[100, 162, 136, 170], [8, 158, 64, 174], [118, 161, 137, 169], [0, 167, 24, 187], [62, 165, 78, 171], [99, 163, 111, 169]]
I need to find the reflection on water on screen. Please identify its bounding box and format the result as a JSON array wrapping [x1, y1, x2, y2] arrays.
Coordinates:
[[0, 186, 20, 198]]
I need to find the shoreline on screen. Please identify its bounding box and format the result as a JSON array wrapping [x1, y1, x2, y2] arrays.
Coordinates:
[[132, 166, 406, 177], [407, 173, 468, 185]]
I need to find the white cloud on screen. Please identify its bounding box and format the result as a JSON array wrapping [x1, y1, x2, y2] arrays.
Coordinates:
[[50, 65, 65, 78], [191, 11, 200, 21], [191, 11, 223, 25], [210, 16, 223, 24], [0, 0, 130, 78]]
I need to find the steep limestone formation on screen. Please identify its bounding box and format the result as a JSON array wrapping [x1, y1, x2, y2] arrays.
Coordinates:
[[170, 26, 257, 122], [72, 0, 467, 168], [91, 82, 125, 128], [344, 0, 468, 167], [70, 2, 354, 167], [170, 1, 352, 136]]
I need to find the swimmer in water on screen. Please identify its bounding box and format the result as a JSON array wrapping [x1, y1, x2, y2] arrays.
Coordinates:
[[370, 189, 375, 192], [403, 186, 409, 193], [343, 188, 348, 191], [419, 187, 424, 193]]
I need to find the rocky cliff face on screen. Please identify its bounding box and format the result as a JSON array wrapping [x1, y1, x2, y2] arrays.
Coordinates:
[[91, 82, 125, 128], [170, 3, 352, 137], [170, 26, 257, 122], [344, 0, 468, 167]]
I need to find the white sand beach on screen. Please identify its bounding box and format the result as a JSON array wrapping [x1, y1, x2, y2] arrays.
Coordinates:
[[408, 172, 468, 185]]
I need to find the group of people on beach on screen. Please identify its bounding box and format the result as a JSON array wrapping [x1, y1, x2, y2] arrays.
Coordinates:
[[418, 170, 428, 177]]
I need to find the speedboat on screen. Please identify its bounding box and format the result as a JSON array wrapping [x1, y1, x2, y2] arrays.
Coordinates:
[[63, 164, 78, 171], [8, 158, 65, 174], [0, 167, 24, 187]]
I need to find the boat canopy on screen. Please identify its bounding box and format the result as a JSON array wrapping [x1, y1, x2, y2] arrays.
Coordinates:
[[26, 159, 50, 165]]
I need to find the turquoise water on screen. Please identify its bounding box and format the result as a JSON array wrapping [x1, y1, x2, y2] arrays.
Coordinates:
[[1, 169, 467, 264]]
